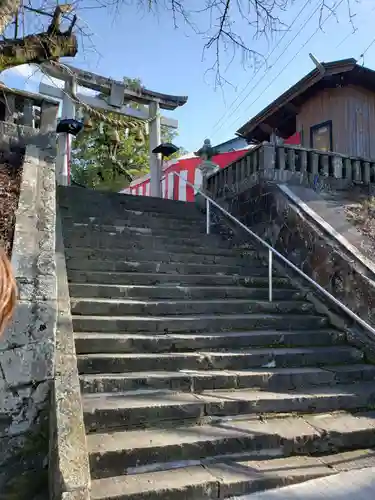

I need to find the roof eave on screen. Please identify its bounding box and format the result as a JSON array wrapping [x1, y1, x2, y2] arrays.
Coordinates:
[[236, 58, 358, 139]]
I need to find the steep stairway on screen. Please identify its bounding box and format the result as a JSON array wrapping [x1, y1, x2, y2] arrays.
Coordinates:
[[58, 186, 375, 500]]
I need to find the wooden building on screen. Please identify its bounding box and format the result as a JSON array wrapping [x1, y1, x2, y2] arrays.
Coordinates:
[[237, 58, 375, 160]]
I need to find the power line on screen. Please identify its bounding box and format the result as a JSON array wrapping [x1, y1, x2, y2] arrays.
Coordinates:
[[212, 0, 324, 139], [358, 36, 375, 65], [335, 4, 375, 50], [222, 0, 345, 137], [210, 0, 314, 136]]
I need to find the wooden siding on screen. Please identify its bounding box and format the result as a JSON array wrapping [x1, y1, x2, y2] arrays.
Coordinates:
[[296, 85, 375, 159]]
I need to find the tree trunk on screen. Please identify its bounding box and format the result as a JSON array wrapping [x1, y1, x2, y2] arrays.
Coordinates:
[[0, 0, 21, 36], [0, 31, 78, 71]]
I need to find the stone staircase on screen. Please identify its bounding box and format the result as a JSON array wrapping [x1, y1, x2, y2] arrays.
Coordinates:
[[58, 186, 375, 500]]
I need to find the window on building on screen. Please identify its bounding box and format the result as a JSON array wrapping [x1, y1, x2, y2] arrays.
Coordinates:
[[310, 121, 332, 152]]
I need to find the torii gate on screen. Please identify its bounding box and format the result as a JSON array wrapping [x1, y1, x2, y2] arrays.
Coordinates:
[[39, 62, 188, 197]]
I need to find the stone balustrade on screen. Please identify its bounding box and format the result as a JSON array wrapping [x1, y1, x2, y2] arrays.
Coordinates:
[[205, 143, 375, 199], [0, 121, 57, 152]]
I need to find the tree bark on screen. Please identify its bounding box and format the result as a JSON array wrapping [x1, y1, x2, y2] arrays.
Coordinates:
[[0, 31, 78, 71], [0, 0, 21, 36]]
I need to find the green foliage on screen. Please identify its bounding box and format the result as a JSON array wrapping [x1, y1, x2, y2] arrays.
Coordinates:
[[71, 77, 187, 192]]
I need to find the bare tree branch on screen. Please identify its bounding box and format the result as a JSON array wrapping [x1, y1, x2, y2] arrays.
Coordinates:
[[0, 5, 77, 71], [137, 0, 358, 87]]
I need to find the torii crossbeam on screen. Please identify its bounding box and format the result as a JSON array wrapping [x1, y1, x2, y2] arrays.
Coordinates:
[[39, 62, 188, 196]]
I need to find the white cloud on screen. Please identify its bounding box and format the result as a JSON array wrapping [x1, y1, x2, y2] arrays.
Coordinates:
[[11, 64, 38, 79], [2, 63, 102, 107]]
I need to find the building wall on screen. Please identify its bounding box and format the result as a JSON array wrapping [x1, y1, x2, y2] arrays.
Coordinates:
[[214, 137, 248, 153], [296, 85, 375, 159], [122, 149, 249, 201]]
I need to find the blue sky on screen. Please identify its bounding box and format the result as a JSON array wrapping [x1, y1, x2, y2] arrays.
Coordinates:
[[2, 0, 375, 151]]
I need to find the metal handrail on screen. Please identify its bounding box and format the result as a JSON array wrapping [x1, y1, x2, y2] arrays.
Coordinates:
[[172, 171, 375, 337]]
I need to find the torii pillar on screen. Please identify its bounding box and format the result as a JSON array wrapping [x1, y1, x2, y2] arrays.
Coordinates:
[[39, 63, 188, 195], [56, 78, 76, 186], [149, 101, 161, 198]]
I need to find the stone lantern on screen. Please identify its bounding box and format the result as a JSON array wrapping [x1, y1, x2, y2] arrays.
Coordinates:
[[195, 139, 219, 186], [194, 138, 219, 210]]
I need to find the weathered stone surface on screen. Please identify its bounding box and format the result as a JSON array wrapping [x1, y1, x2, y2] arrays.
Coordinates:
[[0, 340, 54, 386], [0, 144, 57, 499], [48, 213, 91, 500], [213, 181, 375, 333], [61, 490, 90, 500], [61, 182, 375, 500], [76, 346, 362, 374]]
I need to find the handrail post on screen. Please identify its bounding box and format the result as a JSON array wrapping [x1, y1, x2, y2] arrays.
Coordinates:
[[268, 249, 273, 302], [206, 198, 210, 234]]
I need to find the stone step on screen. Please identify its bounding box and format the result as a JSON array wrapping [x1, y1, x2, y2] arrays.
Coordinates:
[[58, 187, 201, 216], [77, 346, 362, 375], [63, 230, 231, 249], [61, 216, 206, 233], [60, 204, 204, 222], [66, 258, 273, 275], [72, 313, 329, 334], [58, 184, 198, 203], [79, 364, 375, 394], [69, 284, 301, 301], [74, 330, 345, 355], [90, 448, 375, 500], [64, 247, 261, 266], [82, 382, 375, 433], [67, 271, 291, 288], [63, 223, 209, 241], [66, 236, 247, 254], [87, 412, 375, 480], [70, 298, 316, 317]]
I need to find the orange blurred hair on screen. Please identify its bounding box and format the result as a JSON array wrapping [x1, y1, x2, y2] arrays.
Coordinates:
[[0, 248, 16, 336]]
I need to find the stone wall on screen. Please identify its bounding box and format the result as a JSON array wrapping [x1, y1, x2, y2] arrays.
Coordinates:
[[48, 214, 91, 500], [0, 121, 57, 153], [0, 145, 57, 499], [210, 181, 375, 335]]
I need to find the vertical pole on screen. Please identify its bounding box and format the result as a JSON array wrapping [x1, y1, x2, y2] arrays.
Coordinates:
[[206, 198, 210, 235], [149, 101, 161, 197], [57, 78, 76, 186], [22, 99, 34, 127], [40, 102, 58, 133], [268, 249, 273, 302]]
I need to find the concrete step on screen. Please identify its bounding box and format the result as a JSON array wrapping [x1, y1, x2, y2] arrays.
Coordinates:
[[66, 258, 273, 275], [82, 382, 375, 433], [87, 412, 375, 480], [63, 230, 231, 250], [67, 271, 291, 288], [64, 247, 261, 266], [74, 330, 346, 355], [72, 313, 329, 334], [69, 284, 301, 301], [79, 364, 375, 394], [90, 448, 375, 499], [77, 346, 363, 375], [70, 298, 316, 317]]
